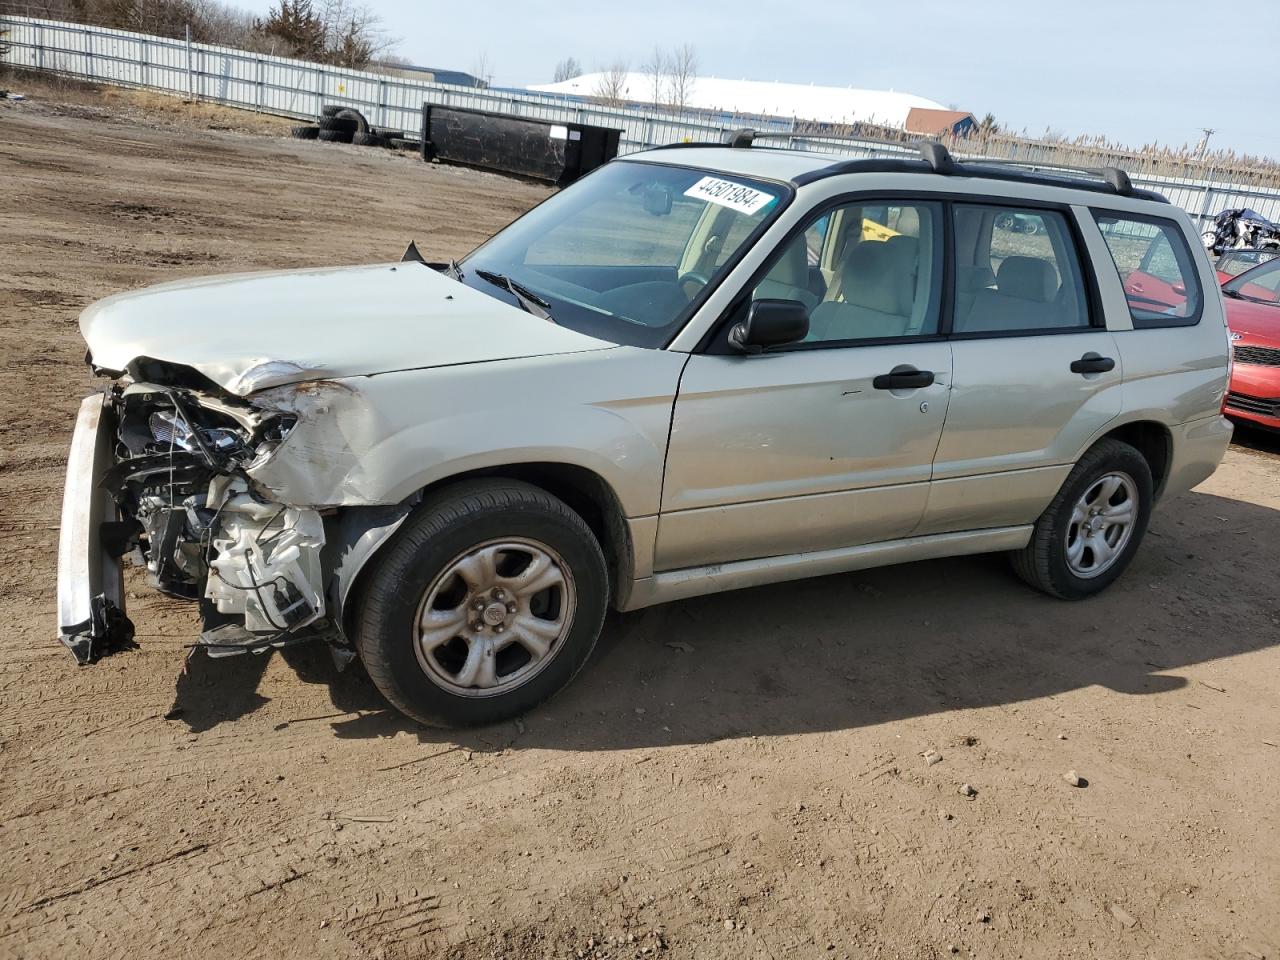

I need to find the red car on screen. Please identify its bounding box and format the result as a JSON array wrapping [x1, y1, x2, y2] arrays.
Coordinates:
[[1222, 256, 1280, 431]]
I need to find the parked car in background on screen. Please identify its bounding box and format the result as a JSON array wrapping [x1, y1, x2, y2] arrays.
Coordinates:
[[1222, 256, 1280, 431], [993, 211, 1045, 234], [58, 142, 1232, 727], [1202, 208, 1280, 257], [1119, 224, 1197, 313], [1215, 248, 1280, 285]]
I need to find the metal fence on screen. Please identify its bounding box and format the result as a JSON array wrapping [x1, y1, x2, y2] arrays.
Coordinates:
[[4, 13, 1280, 229]]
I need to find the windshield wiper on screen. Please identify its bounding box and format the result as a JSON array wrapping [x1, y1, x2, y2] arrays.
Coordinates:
[[474, 269, 555, 323]]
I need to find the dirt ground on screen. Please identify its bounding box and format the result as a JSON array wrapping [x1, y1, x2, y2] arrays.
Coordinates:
[[1, 85, 1279, 960]]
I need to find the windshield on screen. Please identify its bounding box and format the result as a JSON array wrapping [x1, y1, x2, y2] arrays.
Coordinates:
[[1217, 249, 1280, 279], [1224, 256, 1280, 304], [458, 161, 787, 347]]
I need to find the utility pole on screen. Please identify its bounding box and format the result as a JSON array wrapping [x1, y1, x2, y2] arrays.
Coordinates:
[[1197, 127, 1215, 159]]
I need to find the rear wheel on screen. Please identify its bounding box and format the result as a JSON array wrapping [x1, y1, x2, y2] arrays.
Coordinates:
[[1011, 438, 1153, 599], [356, 480, 609, 727]]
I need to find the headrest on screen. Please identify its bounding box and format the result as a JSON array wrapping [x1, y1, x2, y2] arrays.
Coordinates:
[[885, 235, 918, 260], [957, 264, 996, 293], [840, 241, 914, 315], [996, 256, 1057, 302], [767, 238, 809, 287]]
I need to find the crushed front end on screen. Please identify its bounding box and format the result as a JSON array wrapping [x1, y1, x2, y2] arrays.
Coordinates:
[[57, 377, 329, 663]]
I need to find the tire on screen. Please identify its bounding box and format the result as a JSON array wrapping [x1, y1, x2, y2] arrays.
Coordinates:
[[354, 132, 387, 147], [291, 125, 319, 140], [317, 127, 354, 143], [389, 137, 422, 151], [320, 104, 345, 118], [356, 480, 609, 727], [334, 108, 368, 135], [1010, 438, 1153, 600], [317, 115, 358, 134]]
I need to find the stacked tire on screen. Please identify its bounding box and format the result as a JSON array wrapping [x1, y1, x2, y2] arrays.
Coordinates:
[[318, 114, 359, 143], [291, 105, 383, 146]]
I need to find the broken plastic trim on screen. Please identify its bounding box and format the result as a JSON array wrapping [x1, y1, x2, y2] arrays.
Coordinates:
[[61, 594, 137, 665]]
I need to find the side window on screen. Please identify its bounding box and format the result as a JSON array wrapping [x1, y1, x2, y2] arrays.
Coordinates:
[[952, 205, 1091, 334], [750, 200, 944, 343], [1093, 213, 1203, 327]]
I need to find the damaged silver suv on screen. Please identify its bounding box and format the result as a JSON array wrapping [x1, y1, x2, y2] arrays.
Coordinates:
[[58, 140, 1232, 727]]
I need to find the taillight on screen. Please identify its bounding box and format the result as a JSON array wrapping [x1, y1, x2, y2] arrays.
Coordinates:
[[1222, 326, 1234, 414]]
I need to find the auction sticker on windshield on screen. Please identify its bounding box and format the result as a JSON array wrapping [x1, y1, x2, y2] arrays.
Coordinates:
[[684, 176, 775, 215]]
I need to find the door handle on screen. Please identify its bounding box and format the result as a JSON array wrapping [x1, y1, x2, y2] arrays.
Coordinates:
[[872, 367, 935, 390], [1070, 352, 1116, 374]]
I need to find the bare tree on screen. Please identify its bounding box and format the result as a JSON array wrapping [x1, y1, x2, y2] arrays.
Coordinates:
[[665, 42, 696, 114], [552, 56, 582, 83], [253, 0, 394, 67], [591, 59, 629, 106], [317, 0, 393, 67], [640, 45, 666, 108]]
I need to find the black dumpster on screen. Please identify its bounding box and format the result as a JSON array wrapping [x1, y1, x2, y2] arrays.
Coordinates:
[[421, 104, 622, 186]]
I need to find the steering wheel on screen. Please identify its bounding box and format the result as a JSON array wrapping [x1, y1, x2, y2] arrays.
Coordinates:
[[677, 271, 711, 298]]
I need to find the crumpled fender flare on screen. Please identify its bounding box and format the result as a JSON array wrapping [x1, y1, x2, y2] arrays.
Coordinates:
[[324, 500, 417, 641]]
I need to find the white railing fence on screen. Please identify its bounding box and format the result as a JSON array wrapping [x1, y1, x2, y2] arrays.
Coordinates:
[[4, 13, 1280, 228]]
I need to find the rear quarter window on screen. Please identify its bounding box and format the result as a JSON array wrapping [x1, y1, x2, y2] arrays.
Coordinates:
[[1092, 213, 1203, 328]]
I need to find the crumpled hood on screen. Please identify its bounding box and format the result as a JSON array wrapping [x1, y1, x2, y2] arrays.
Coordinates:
[[80, 262, 615, 395]]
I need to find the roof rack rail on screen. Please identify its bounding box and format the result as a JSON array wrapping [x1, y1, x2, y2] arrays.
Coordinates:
[[793, 141, 1165, 202], [919, 141, 957, 174], [970, 157, 1134, 196], [647, 127, 761, 151]]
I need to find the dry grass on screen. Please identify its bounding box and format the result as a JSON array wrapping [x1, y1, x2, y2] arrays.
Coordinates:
[[1, 67, 296, 134]]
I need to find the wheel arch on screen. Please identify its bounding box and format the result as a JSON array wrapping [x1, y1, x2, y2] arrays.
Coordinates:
[[335, 461, 635, 640], [1094, 419, 1173, 499]]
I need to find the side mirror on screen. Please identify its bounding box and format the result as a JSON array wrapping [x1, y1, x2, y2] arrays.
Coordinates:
[[642, 185, 673, 216], [728, 299, 809, 354]]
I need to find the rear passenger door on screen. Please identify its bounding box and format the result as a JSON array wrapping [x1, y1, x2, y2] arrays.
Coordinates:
[[918, 202, 1122, 537]]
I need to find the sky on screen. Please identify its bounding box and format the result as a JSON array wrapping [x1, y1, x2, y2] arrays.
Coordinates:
[[238, 0, 1280, 161]]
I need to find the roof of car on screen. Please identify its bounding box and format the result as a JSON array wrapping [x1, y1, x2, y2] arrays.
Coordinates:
[[625, 140, 1169, 205]]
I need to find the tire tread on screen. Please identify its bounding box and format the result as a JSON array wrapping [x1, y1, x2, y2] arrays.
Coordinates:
[[1011, 438, 1151, 599], [357, 479, 606, 726]]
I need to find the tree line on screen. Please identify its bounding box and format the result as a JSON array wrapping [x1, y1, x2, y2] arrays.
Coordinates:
[[553, 43, 699, 113], [0, 0, 395, 68]]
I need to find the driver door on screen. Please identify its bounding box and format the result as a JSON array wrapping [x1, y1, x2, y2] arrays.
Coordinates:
[[656, 198, 953, 570]]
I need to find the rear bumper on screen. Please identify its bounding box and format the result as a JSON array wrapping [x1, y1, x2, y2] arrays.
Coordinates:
[[1162, 413, 1234, 499], [56, 394, 135, 663]]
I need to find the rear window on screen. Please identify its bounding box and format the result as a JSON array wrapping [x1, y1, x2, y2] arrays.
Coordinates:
[[1093, 213, 1203, 328]]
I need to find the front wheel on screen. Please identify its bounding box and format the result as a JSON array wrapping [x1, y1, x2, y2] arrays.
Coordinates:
[[1010, 438, 1153, 600], [355, 480, 608, 727]]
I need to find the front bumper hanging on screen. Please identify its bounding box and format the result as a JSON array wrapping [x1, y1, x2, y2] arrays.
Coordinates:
[[56, 393, 136, 663]]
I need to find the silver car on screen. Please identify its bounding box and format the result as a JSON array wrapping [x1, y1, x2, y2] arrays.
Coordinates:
[[58, 141, 1232, 726]]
